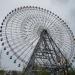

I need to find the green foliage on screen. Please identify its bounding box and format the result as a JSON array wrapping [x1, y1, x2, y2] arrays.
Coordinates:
[[22, 65, 75, 75], [34, 70, 50, 75], [22, 66, 50, 75], [0, 70, 5, 75], [68, 69, 75, 75]]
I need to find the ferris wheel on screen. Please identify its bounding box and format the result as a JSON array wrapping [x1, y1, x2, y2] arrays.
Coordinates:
[[0, 6, 75, 72]]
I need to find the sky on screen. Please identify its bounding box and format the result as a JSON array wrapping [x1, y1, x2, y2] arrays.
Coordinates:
[[0, 0, 75, 71]]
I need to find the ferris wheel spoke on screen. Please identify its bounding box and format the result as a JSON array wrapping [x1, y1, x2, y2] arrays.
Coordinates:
[[16, 37, 38, 58], [10, 36, 39, 60], [5, 32, 33, 45], [11, 35, 36, 50], [1, 34, 35, 53], [17, 44, 35, 63], [9, 40, 32, 55]]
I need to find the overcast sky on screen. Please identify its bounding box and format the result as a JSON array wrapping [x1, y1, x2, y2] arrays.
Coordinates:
[[0, 0, 75, 71]]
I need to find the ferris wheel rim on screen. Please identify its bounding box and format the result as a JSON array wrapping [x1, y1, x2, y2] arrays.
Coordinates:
[[0, 6, 75, 66]]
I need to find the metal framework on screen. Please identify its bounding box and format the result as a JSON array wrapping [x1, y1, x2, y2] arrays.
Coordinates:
[[24, 29, 69, 75], [0, 6, 75, 74]]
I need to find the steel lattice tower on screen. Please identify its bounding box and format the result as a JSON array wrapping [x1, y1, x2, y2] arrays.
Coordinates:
[[24, 29, 69, 75]]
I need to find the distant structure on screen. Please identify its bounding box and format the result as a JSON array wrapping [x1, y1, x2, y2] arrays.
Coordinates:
[[0, 6, 75, 75]]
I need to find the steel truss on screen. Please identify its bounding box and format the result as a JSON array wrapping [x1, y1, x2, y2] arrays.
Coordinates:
[[24, 29, 70, 75]]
